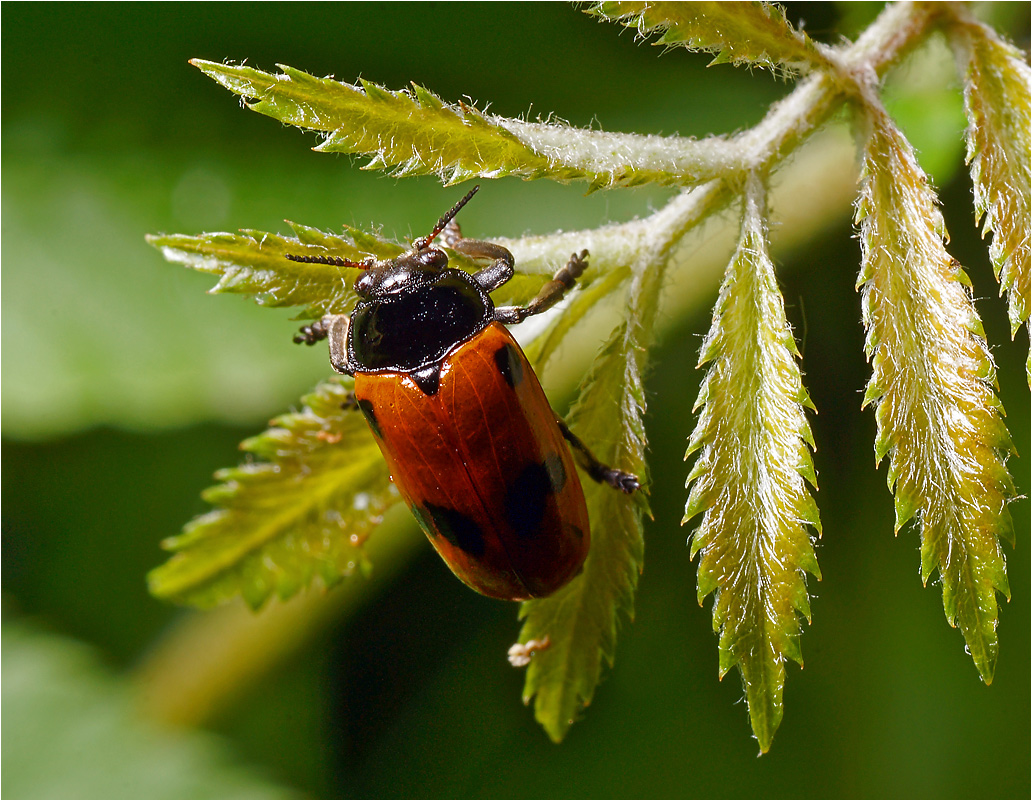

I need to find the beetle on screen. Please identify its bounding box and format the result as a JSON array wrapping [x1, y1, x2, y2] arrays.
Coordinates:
[[289, 186, 638, 601]]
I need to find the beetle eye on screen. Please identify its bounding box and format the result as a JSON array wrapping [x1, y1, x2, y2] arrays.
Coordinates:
[[419, 248, 448, 270], [355, 272, 375, 295]]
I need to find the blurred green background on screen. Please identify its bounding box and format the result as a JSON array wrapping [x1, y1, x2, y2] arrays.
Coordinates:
[[3, 2, 1029, 797]]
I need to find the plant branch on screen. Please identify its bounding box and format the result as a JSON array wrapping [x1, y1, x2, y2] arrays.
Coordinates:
[[505, 2, 947, 285]]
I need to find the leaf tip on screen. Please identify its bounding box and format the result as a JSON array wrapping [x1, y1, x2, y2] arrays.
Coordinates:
[[974, 647, 997, 685]]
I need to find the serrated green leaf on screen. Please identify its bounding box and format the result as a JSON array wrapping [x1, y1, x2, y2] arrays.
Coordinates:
[[683, 176, 820, 753], [589, 1, 830, 74], [797, 447, 818, 491], [145, 228, 368, 318], [191, 60, 728, 190], [951, 16, 1031, 374], [148, 378, 398, 609], [855, 109, 1016, 683], [147, 219, 558, 320], [338, 223, 404, 258], [893, 487, 919, 532], [516, 246, 662, 742], [873, 424, 894, 464]]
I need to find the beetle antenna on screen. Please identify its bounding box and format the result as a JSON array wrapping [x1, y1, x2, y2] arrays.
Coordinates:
[[285, 253, 372, 268], [414, 185, 480, 249]]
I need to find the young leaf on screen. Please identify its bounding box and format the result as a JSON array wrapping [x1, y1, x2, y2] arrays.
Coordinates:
[[855, 108, 1016, 682], [950, 17, 1031, 380], [147, 223, 550, 318], [148, 378, 397, 609], [191, 60, 733, 190], [589, 1, 830, 74], [683, 175, 820, 753], [145, 226, 390, 318], [516, 249, 660, 743]]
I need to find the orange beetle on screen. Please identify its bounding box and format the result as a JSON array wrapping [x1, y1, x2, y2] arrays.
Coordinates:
[[291, 187, 638, 600]]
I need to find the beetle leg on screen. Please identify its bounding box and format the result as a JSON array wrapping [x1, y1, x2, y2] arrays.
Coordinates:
[[472, 258, 516, 293], [557, 418, 640, 494], [293, 314, 354, 375], [494, 250, 589, 325], [294, 315, 335, 345], [443, 220, 516, 293]]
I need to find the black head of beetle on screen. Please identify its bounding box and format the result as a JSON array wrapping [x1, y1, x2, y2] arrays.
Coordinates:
[[348, 186, 496, 393], [288, 186, 504, 395], [347, 256, 494, 391], [284, 186, 552, 395]]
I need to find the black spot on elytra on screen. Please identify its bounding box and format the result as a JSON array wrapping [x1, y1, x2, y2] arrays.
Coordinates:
[[357, 398, 382, 439], [504, 459, 563, 539], [422, 502, 486, 557], [493, 342, 524, 388]]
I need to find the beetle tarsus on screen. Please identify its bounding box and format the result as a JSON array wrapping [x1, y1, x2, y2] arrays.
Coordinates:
[[294, 316, 334, 345], [493, 250, 589, 324], [594, 467, 641, 494], [557, 419, 640, 494]]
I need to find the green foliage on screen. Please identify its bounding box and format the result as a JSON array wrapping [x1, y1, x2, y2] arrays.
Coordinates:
[[590, 1, 830, 73], [148, 2, 1028, 752], [147, 222, 551, 319], [517, 239, 661, 742], [855, 107, 1015, 683], [2, 623, 291, 798], [191, 59, 731, 191], [148, 379, 396, 609], [146, 226, 374, 319], [684, 175, 821, 751], [948, 9, 1031, 380], [190, 60, 553, 184]]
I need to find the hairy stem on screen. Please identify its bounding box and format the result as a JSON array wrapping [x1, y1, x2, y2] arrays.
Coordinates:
[[518, 2, 946, 288]]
